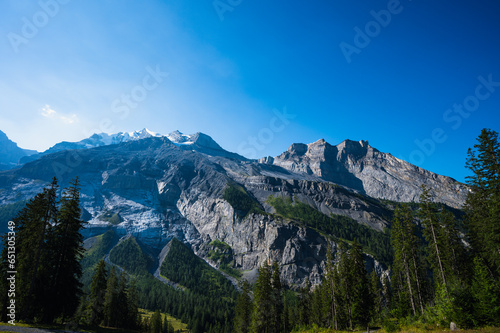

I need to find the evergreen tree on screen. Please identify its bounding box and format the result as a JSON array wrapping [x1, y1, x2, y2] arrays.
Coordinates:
[[369, 270, 383, 325], [46, 178, 85, 322], [298, 278, 312, 328], [234, 279, 253, 333], [252, 262, 273, 333], [127, 278, 140, 329], [419, 186, 449, 290], [17, 178, 59, 321], [150, 310, 163, 333], [348, 240, 371, 330], [116, 272, 130, 327], [324, 247, 339, 330], [86, 259, 108, 326], [390, 205, 426, 317], [439, 209, 469, 283], [465, 128, 500, 278], [336, 241, 355, 329], [103, 267, 119, 327], [470, 257, 500, 326], [271, 261, 283, 333], [311, 283, 327, 327]]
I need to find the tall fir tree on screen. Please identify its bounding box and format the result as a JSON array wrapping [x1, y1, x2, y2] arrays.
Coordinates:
[[390, 205, 426, 317], [86, 259, 108, 326], [298, 278, 312, 328], [465, 128, 500, 278], [16, 178, 59, 322], [271, 261, 283, 333], [103, 267, 119, 327], [252, 261, 273, 333], [324, 247, 339, 330], [233, 279, 253, 333], [348, 240, 371, 330], [46, 178, 85, 322], [150, 310, 163, 333], [127, 278, 140, 329], [419, 185, 449, 290], [369, 270, 383, 325]]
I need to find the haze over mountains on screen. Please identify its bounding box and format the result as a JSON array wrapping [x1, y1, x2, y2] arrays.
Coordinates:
[[0, 128, 467, 286], [0, 130, 37, 170]]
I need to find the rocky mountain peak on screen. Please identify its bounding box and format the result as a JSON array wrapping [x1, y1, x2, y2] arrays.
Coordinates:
[[286, 143, 308, 155], [265, 137, 468, 208]]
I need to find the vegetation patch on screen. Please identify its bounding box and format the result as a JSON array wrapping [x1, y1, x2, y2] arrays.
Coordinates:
[[98, 210, 123, 225], [109, 236, 154, 275], [223, 183, 265, 218], [208, 239, 242, 279], [266, 195, 393, 266]]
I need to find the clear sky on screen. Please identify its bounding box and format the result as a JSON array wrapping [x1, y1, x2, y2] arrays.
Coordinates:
[[1, 0, 499, 182]]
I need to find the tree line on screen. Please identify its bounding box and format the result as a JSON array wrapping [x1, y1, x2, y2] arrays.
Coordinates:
[[0, 178, 84, 323]]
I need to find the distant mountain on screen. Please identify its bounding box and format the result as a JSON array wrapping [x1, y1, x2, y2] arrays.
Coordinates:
[[0, 130, 37, 170], [260, 138, 467, 208], [20, 128, 245, 164]]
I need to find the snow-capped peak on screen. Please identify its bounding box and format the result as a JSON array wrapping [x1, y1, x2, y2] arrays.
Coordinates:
[[20, 128, 247, 164], [166, 130, 196, 145]]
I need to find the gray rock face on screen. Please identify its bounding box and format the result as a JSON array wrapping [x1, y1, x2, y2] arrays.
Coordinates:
[[0, 134, 466, 287], [261, 139, 468, 208]]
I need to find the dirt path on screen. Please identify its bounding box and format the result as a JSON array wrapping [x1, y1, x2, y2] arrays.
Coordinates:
[[0, 325, 85, 333]]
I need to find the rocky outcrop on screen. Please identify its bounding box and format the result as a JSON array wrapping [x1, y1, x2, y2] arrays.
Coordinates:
[[261, 139, 468, 208]]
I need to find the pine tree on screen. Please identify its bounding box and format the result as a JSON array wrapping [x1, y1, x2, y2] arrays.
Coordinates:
[[234, 279, 253, 333], [465, 128, 500, 278], [86, 259, 108, 326], [46, 178, 85, 322], [115, 272, 130, 327], [324, 247, 339, 330], [252, 261, 273, 333], [298, 278, 312, 328], [16, 178, 59, 321], [349, 240, 371, 330], [390, 205, 426, 317], [470, 257, 500, 326], [335, 242, 351, 330], [127, 278, 140, 329], [103, 267, 119, 327], [271, 261, 283, 333], [419, 185, 449, 290], [369, 270, 383, 325], [150, 310, 163, 333]]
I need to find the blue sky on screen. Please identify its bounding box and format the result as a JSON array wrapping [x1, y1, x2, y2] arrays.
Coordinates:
[[0, 0, 499, 182]]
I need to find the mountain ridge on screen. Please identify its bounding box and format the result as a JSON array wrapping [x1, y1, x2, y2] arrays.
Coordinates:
[[0, 129, 467, 287], [19, 128, 246, 164], [0, 130, 37, 170]]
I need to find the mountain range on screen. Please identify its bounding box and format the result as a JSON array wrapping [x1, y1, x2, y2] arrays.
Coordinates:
[[0, 128, 468, 287]]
